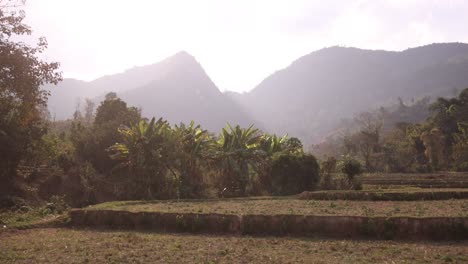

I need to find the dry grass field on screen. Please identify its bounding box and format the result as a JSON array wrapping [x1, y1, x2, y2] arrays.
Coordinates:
[[1, 228, 467, 264], [2, 172, 468, 262]]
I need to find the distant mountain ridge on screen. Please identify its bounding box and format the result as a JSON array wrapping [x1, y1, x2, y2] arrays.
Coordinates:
[[231, 43, 468, 143], [46, 51, 206, 119], [46, 43, 468, 143]]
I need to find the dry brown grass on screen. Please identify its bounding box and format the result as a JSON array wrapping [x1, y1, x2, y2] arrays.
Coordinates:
[[1, 228, 467, 263], [88, 199, 468, 217]]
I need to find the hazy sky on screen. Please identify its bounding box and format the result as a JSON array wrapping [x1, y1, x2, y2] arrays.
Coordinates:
[[24, 0, 468, 92]]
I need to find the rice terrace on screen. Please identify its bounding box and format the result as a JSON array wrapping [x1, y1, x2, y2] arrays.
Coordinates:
[[2, 0, 468, 263], [2, 173, 468, 263]]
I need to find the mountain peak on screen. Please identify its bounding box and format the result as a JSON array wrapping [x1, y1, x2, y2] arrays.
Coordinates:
[[168, 50, 196, 63]]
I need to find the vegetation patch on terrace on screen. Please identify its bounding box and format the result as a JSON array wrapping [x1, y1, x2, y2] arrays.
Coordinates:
[[85, 198, 468, 217], [299, 188, 468, 201], [360, 172, 468, 188]]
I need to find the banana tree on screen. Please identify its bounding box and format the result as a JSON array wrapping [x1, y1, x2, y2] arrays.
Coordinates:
[[172, 121, 213, 198], [256, 134, 287, 191], [256, 134, 304, 192], [108, 117, 175, 199], [212, 124, 264, 197]]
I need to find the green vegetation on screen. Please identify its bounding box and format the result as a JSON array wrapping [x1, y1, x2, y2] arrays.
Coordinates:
[[339, 156, 363, 190], [1, 86, 320, 205], [269, 154, 320, 195], [314, 89, 468, 174], [0, 195, 68, 229], [0, 0, 61, 195], [85, 198, 468, 217]]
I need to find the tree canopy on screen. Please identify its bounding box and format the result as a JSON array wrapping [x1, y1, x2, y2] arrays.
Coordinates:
[[0, 0, 61, 191]]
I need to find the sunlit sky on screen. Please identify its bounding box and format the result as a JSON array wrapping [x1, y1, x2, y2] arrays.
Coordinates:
[[24, 0, 468, 92]]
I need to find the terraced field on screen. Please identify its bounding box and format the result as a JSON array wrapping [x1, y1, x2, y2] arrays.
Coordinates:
[[87, 198, 468, 217], [2, 172, 468, 262], [68, 198, 468, 240]]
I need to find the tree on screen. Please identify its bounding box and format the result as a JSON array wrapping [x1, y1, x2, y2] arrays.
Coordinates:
[[270, 154, 320, 195], [108, 117, 175, 199], [355, 112, 383, 171], [172, 121, 213, 198], [214, 124, 263, 197], [339, 156, 363, 189], [420, 128, 446, 170], [320, 156, 337, 189], [71, 93, 140, 173], [0, 0, 61, 191], [452, 122, 468, 171], [423, 88, 468, 170], [381, 122, 421, 172], [255, 134, 304, 193], [83, 98, 95, 124]]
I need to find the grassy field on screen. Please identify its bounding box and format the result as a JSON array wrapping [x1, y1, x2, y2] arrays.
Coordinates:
[[87, 198, 468, 217], [1, 228, 467, 263], [0, 210, 66, 230]]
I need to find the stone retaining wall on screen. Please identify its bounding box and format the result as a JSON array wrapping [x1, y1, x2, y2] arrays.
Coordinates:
[[69, 209, 468, 240]]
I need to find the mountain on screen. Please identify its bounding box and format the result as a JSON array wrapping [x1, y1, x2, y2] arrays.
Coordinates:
[[120, 52, 254, 131], [45, 51, 254, 131], [231, 43, 468, 144], [47, 43, 468, 144]]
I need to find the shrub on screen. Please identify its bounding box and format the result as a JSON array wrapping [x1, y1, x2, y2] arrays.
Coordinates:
[[454, 161, 468, 172], [270, 154, 320, 195], [339, 157, 363, 190], [340, 157, 363, 180], [320, 157, 337, 190]]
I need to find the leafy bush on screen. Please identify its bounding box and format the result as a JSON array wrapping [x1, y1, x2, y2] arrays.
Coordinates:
[[270, 154, 320, 195], [44, 195, 69, 214], [339, 157, 363, 190], [340, 157, 363, 180], [454, 161, 468, 172], [320, 157, 337, 190]]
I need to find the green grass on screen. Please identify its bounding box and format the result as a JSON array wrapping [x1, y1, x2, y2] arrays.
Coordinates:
[[85, 198, 468, 217], [0, 228, 466, 263], [0, 208, 68, 231], [0, 211, 55, 230]]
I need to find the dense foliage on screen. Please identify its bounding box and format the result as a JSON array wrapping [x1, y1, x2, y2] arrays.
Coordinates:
[[269, 154, 320, 195], [0, 0, 61, 194], [313, 88, 468, 173], [105, 114, 316, 199]]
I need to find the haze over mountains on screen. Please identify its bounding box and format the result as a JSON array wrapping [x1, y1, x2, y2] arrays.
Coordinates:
[[46, 43, 468, 144]]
